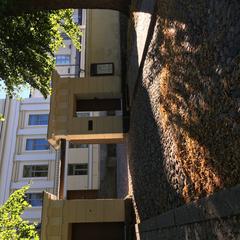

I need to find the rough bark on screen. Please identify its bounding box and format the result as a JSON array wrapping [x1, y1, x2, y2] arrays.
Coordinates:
[[4, 0, 131, 15]]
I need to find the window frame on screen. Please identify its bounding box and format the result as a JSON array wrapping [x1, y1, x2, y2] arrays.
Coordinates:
[[25, 192, 43, 207], [28, 114, 49, 126], [22, 164, 49, 178], [25, 138, 50, 151], [24, 111, 49, 128], [55, 54, 71, 65], [68, 164, 88, 176]]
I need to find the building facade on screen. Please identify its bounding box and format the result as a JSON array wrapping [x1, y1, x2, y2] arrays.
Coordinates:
[[41, 9, 131, 240], [0, 9, 89, 224], [0, 9, 130, 237], [0, 97, 57, 223]]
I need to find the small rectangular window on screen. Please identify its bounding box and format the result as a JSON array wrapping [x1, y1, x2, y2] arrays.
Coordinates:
[[69, 142, 89, 148], [28, 114, 48, 126], [55, 55, 71, 65], [26, 139, 50, 151], [68, 164, 88, 175], [25, 193, 43, 207], [23, 165, 48, 178]]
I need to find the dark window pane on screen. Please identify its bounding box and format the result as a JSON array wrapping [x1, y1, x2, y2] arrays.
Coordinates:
[[107, 144, 117, 157], [23, 166, 31, 177], [26, 193, 43, 207], [68, 164, 74, 175], [61, 33, 70, 40], [68, 164, 88, 176], [26, 139, 50, 150], [28, 114, 48, 125], [23, 165, 48, 177], [55, 55, 71, 65]]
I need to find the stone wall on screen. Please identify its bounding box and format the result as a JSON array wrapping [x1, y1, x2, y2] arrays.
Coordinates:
[[138, 185, 240, 240], [128, 0, 240, 222]]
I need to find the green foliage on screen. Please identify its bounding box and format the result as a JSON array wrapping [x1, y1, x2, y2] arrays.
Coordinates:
[[0, 9, 81, 98], [0, 185, 39, 239], [0, 113, 4, 121]]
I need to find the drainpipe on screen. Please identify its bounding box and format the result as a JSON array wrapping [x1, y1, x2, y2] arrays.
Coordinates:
[[88, 144, 93, 189], [64, 140, 69, 199]]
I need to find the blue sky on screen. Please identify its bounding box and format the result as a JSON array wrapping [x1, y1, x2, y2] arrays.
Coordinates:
[[0, 81, 30, 99]]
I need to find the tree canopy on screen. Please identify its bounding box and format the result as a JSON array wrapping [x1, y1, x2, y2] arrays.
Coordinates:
[[0, 8, 81, 97], [0, 185, 39, 239]]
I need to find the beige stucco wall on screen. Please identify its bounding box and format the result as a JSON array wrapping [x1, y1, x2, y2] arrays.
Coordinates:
[[41, 192, 125, 240], [85, 9, 121, 76]]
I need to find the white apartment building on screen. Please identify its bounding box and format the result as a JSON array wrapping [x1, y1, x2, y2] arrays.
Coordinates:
[[0, 97, 57, 223], [55, 9, 86, 78]]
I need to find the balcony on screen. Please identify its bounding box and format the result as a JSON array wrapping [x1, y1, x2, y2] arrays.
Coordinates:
[[41, 192, 127, 240], [48, 72, 125, 148]]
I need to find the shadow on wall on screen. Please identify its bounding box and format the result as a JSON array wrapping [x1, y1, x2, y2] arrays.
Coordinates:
[[128, 0, 240, 222], [138, 185, 240, 239]]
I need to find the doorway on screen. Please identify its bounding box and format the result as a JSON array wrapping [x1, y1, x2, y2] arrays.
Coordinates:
[[71, 222, 124, 240]]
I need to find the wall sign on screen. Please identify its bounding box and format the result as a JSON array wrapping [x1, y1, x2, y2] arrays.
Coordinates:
[[90, 63, 114, 76]]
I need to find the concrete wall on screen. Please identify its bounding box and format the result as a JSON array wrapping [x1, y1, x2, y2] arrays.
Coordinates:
[[138, 185, 240, 240]]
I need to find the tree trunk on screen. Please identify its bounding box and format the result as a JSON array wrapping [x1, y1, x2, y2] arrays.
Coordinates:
[[5, 0, 131, 15]]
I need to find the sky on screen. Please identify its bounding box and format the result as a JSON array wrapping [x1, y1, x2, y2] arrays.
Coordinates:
[[0, 80, 30, 99]]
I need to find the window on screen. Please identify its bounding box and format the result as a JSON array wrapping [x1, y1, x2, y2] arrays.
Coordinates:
[[23, 165, 48, 178], [25, 193, 43, 207], [60, 33, 70, 40], [28, 114, 48, 125], [55, 55, 71, 65], [69, 142, 89, 148], [68, 164, 88, 175], [73, 9, 83, 24], [26, 139, 50, 151]]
